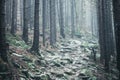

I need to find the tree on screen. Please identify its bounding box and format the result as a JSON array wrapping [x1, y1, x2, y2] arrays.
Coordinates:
[[5, 0, 12, 30], [31, 0, 40, 53], [112, 0, 120, 78], [71, 0, 75, 38], [90, 0, 98, 37], [22, 0, 28, 43], [11, 0, 17, 35], [0, 0, 8, 62], [98, 0, 115, 72], [50, 0, 56, 46], [30, 0, 35, 30], [64, 0, 69, 31], [19, 0, 24, 31], [98, 0, 105, 63], [42, 0, 47, 46], [59, 0, 65, 38]]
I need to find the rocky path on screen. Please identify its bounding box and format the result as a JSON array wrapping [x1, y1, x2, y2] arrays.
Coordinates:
[[9, 39, 118, 80], [40, 39, 98, 80]]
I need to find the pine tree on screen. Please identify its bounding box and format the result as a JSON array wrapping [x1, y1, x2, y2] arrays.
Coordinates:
[[31, 0, 40, 53]]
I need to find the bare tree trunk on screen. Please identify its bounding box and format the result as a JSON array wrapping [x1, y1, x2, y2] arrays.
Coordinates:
[[31, 0, 40, 53], [98, 0, 114, 72], [42, 0, 47, 46], [98, 0, 105, 63], [11, 0, 17, 35], [50, 0, 56, 46], [112, 0, 120, 79], [71, 0, 75, 38], [22, 0, 28, 43], [59, 0, 65, 38], [0, 0, 8, 62]]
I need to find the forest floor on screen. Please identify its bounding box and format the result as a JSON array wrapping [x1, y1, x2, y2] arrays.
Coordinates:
[[2, 34, 118, 80]]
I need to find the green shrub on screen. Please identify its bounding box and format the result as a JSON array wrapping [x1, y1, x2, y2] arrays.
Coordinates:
[[6, 33, 30, 49]]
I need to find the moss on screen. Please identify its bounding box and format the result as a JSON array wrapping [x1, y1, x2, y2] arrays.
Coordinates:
[[6, 33, 30, 49]]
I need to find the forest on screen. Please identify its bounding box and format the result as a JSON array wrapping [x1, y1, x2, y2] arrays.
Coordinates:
[[0, 0, 120, 80]]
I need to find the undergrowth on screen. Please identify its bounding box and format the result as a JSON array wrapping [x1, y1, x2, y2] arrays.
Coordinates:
[[6, 33, 30, 49]]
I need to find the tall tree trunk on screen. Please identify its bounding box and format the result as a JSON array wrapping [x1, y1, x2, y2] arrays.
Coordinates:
[[71, 0, 75, 38], [0, 0, 8, 62], [31, 0, 40, 53], [98, 0, 114, 72], [11, 0, 17, 35], [5, 0, 9, 29], [19, 0, 23, 31], [50, 0, 56, 46], [42, 0, 47, 46], [22, 0, 28, 43], [98, 0, 105, 63], [59, 0, 65, 38], [112, 0, 120, 78], [8, 0, 12, 31], [30, 0, 35, 30]]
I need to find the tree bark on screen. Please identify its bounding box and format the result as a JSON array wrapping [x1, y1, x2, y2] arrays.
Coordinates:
[[31, 0, 40, 53], [11, 0, 17, 35], [98, 0, 115, 72], [22, 0, 28, 43], [71, 0, 75, 38], [0, 0, 8, 62], [50, 0, 56, 46], [112, 0, 120, 78], [42, 0, 47, 46], [59, 0, 65, 38]]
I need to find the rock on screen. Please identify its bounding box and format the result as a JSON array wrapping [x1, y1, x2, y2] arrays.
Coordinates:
[[62, 58, 73, 64], [60, 61, 68, 66], [50, 61, 61, 67], [40, 67, 46, 72], [62, 47, 73, 50], [64, 69, 75, 75], [34, 75, 41, 80], [21, 69, 29, 78], [53, 62, 61, 67], [40, 74, 52, 80], [52, 73, 64, 78], [40, 60, 47, 67], [75, 34, 82, 38], [20, 77, 26, 80], [28, 70, 51, 80], [34, 59, 41, 65], [22, 56, 32, 62], [34, 59, 47, 67], [77, 73, 89, 80], [51, 70, 64, 78], [28, 71, 35, 78], [12, 53, 23, 57], [82, 57, 89, 61], [61, 43, 69, 47], [12, 62, 21, 68], [28, 63, 36, 69], [60, 49, 72, 53], [28, 71, 41, 79], [45, 50, 55, 55]]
